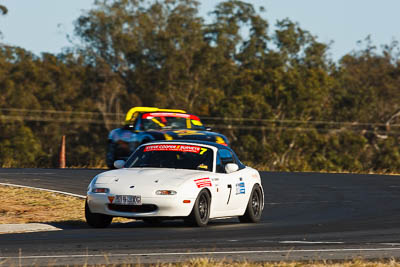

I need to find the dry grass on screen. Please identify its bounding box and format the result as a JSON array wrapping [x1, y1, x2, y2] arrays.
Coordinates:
[[0, 185, 130, 225], [0, 185, 85, 224], [103, 258, 400, 266], [1, 257, 400, 267], [3, 258, 393, 266], [159, 258, 400, 267]]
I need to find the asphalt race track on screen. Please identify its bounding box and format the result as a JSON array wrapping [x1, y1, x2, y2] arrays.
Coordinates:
[[1, 168, 400, 266]]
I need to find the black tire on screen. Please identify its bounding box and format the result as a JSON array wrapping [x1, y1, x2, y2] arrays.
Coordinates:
[[239, 184, 263, 223], [185, 190, 211, 227], [106, 142, 116, 169], [85, 201, 113, 228]]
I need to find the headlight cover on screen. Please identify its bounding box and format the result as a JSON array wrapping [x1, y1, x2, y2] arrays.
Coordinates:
[[87, 175, 99, 191]]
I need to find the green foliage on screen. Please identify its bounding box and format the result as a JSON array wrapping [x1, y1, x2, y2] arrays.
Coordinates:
[[0, 122, 43, 167], [1, 0, 400, 173]]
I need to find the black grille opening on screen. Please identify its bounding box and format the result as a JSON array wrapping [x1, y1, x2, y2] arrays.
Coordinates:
[[108, 204, 158, 213]]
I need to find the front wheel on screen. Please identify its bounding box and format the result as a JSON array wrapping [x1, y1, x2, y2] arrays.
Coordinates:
[[85, 201, 113, 228], [239, 184, 263, 223], [185, 190, 211, 227]]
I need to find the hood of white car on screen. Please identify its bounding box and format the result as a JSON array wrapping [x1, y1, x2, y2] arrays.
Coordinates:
[[93, 168, 210, 194]]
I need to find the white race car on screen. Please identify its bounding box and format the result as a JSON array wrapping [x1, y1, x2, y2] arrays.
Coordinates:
[[85, 140, 264, 227]]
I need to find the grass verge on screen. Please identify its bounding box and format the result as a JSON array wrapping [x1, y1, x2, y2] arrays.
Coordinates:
[[157, 258, 400, 266], [0, 185, 85, 224], [1, 257, 399, 266], [0, 185, 130, 225]]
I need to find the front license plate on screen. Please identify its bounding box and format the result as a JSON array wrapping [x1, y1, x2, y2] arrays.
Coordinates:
[[114, 195, 142, 205]]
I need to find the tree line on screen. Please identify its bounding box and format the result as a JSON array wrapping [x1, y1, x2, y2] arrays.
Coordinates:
[[1, 0, 400, 173]]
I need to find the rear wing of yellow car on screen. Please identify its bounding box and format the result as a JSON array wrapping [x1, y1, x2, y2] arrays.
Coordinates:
[[125, 107, 187, 123]]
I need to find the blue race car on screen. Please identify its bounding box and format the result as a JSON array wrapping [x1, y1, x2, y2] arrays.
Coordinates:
[[106, 107, 229, 168]]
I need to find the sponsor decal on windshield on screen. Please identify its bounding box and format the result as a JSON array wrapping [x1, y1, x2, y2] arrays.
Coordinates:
[[194, 177, 212, 188], [143, 112, 191, 119], [142, 112, 201, 122], [144, 144, 203, 153]]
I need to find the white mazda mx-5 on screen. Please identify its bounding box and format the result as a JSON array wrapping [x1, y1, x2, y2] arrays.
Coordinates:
[[85, 140, 264, 227]]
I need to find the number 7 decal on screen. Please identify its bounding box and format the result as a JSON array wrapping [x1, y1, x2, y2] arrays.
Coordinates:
[[199, 148, 207, 155]]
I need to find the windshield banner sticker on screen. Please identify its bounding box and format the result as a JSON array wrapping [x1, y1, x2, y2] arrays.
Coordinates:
[[144, 144, 202, 153], [143, 112, 191, 119], [194, 177, 212, 188]]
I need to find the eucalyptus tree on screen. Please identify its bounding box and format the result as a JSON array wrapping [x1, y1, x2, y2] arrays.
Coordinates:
[[74, 0, 219, 114]]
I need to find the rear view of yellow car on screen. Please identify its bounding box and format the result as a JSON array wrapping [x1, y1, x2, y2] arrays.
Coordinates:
[[106, 107, 229, 168]]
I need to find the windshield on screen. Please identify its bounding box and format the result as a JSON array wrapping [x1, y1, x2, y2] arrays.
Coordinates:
[[140, 113, 205, 131], [125, 144, 214, 171]]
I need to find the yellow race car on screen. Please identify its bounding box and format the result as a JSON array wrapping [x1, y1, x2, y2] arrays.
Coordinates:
[[106, 107, 229, 168]]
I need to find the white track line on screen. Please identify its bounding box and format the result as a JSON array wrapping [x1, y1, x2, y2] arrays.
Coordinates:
[[2, 248, 400, 260], [1, 172, 56, 175], [0, 182, 85, 199], [280, 241, 345, 244]]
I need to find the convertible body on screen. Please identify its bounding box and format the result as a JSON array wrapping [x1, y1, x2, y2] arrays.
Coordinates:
[[86, 140, 263, 227]]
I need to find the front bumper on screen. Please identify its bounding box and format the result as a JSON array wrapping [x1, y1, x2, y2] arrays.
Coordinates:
[[87, 192, 195, 218]]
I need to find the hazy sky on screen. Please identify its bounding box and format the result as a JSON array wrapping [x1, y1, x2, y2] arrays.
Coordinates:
[[1, 0, 400, 61]]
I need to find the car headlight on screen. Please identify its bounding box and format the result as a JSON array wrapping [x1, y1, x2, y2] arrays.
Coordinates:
[[156, 190, 177, 195], [92, 188, 110, 193]]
